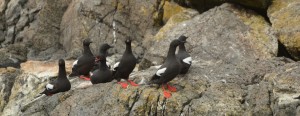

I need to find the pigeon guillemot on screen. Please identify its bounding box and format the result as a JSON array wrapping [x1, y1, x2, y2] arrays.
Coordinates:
[[176, 35, 191, 74], [40, 59, 71, 96], [149, 39, 185, 98], [112, 38, 138, 88], [90, 44, 114, 84], [69, 39, 95, 80]]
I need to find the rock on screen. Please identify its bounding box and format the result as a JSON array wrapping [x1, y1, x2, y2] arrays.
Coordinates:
[[0, 0, 9, 13], [1, 60, 82, 116], [0, 67, 20, 114], [0, 43, 28, 68], [264, 61, 300, 115], [2, 73, 49, 116], [5, 0, 22, 26], [0, 0, 7, 33], [155, 9, 198, 41], [268, 0, 300, 60], [162, 1, 185, 23], [20, 60, 74, 78], [141, 3, 277, 68], [0, 31, 4, 43], [19, 56, 299, 115], [24, 0, 71, 60], [1, 1, 300, 115], [60, 0, 161, 59], [244, 82, 273, 115], [174, 0, 271, 12], [139, 8, 198, 69], [15, 9, 29, 32], [2, 26, 15, 45]]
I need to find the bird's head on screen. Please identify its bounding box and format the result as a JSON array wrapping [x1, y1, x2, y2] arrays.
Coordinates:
[[83, 38, 93, 46]]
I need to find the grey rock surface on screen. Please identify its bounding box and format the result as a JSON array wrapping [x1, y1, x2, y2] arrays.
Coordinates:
[[141, 3, 277, 68], [268, 0, 300, 60], [0, 67, 20, 113], [1, 1, 300, 116]]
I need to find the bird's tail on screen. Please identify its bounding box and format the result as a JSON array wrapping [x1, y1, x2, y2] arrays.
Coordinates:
[[69, 72, 79, 77], [138, 77, 147, 85], [40, 89, 47, 95]]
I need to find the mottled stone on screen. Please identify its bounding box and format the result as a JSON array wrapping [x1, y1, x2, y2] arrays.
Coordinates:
[[268, 0, 300, 60], [142, 3, 277, 67]]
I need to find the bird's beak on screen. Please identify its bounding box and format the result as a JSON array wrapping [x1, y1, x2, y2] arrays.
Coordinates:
[[109, 45, 114, 48]]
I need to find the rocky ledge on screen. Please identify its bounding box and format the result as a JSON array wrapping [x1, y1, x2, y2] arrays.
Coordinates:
[[0, 0, 300, 116]]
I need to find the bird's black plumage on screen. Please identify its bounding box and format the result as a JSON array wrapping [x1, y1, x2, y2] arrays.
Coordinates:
[[90, 44, 114, 84], [113, 39, 137, 81], [149, 39, 184, 84], [176, 35, 191, 74], [69, 39, 95, 77], [40, 59, 71, 96]]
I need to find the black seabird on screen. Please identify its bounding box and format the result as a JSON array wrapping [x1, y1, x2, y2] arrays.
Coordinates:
[[40, 59, 71, 96], [69, 39, 95, 80], [149, 39, 185, 98], [112, 38, 138, 89], [90, 44, 114, 84], [176, 35, 191, 74]]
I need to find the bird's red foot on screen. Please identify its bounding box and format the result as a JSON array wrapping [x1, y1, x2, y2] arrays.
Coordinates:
[[163, 91, 172, 98], [79, 75, 91, 81], [46, 93, 53, 96], [118, 82, 128, 89], [162, 84, 172, 98], [167, 84, 177, 92], [128, 80, 139, 86], [95, 56, 100, 63]]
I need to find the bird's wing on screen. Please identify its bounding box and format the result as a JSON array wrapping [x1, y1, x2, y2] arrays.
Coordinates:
[[72, 60, 78, 67], [46, 83, 54, 90], [113, 62, 120, 71], [156, 67, 167, 76], [183, 57, 192, 64], [150, 64, 166, 82], [154, 66, 179, 84]]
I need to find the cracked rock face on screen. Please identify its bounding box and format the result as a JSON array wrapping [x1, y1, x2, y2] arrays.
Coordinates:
[[60, 0, 162, 60], [268, 0, 300, 60], [18, 58, 300, 115], [0, 67, 20, 113], [1, 1, 300, 116], [15, 4, 300, 115], [141, 3, 277, 68]]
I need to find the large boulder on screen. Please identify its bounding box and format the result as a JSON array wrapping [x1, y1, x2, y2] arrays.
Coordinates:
[[141, 3, 277, 69], [264, 62, 300, 115], [18, 4, 300, 116], [1, 60, 74, 116], [0, 0, 8, 43], [0, 0, 71, 60], [162, 1, 186, 23], [0, 43, 28, 68], [24, 0, 71, 60], [60, 0, 162, 60], [0, 67, 20, 113], [19, 57, 300, 115], [268, 0, 300, 60]]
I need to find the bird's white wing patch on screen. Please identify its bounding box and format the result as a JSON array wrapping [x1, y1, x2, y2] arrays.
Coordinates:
[[113, 62, 120, 71], [72, 60, 78, 67], [106, 62, 111, 67], [183, 57, 192, 64], [156, 67, 167, 76], [46, 84, 54, 90]]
